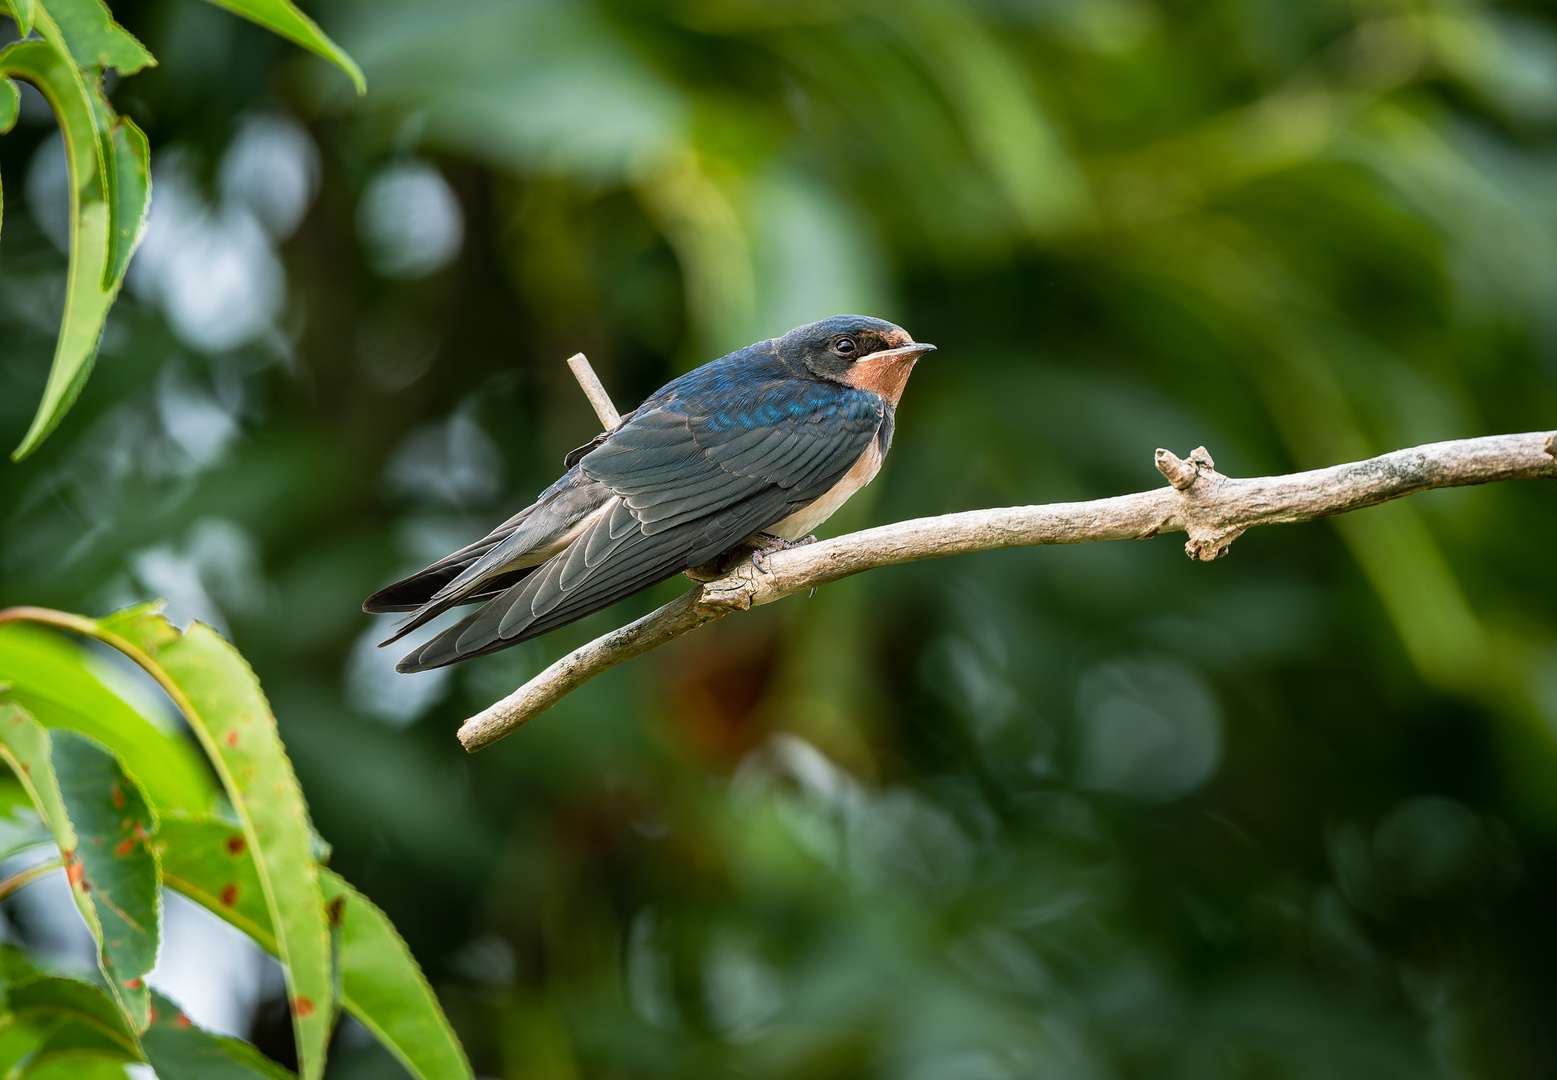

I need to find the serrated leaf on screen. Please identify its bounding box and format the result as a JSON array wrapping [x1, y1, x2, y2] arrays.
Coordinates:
[[141, 990, 296, 1080], [0, 703, 76, 872], [0, 706, 161, 1032], [0, 620, 217, 815], [52, 728, 161, 1031], [100, 613, 334, 1080], [0, 37, 116, 461], [0, 609, 462, 1075], [322, 871, 473, 1080], [34, 0, 155, 74], [160, 816, 474, 1080], [198, 0, 363, 94]]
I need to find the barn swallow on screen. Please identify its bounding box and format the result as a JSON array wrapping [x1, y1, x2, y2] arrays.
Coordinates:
[[365, 315, 935, 672]]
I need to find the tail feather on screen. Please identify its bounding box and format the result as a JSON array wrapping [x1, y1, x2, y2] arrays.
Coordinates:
[[375, 565, 541, 649], [362, 504, 542, 614], [365, 469, 612, 646]]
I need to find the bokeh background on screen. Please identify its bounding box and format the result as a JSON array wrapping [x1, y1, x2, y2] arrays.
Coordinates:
[[5, 0, 1557, 1076]]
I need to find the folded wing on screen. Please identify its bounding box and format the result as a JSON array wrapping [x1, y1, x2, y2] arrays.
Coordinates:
[[397, 372, 883, 671]]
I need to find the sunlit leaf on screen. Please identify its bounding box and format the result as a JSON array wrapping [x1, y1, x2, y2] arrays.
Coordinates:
[[0, 705, 161, 1032], [141, 990, 296, 1080], [0, 621, 217, 815], [197, 0, 364, 94], [159, 816, 474, 1080], [98, 610, 334, 1080], [35, 0, 155, 75], [0, 39, 116, 461]]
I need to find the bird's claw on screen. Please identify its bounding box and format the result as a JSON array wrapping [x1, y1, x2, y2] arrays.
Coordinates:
[[747, 532, 815, 575]]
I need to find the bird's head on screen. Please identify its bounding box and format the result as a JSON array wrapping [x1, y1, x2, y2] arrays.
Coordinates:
[[777, 315, 937, 405]]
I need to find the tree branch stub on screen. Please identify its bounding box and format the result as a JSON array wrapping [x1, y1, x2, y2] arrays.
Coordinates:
[[566, 353, 621, 430]]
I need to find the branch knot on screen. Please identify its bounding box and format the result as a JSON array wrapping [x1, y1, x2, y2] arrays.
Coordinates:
[[1156, 445, 1217, 490], [1155, 446, 1240, 560]]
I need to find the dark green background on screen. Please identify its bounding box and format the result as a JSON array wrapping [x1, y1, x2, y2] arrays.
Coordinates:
[[4, 0, 1557, 1076]]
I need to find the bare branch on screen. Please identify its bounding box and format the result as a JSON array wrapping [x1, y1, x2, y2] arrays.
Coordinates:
[[566, 353, 621, 430], [457, 431, 1557, 752]]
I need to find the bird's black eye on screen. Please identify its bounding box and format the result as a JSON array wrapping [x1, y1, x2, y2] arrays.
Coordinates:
[[834, 337, 857, 356]]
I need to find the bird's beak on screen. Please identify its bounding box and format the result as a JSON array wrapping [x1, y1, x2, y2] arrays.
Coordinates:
[[868, 342, 937, 363]]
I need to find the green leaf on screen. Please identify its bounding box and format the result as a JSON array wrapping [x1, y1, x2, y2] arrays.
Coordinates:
[[23, 1021, 142, 1073], [158, 816, 273, 944], [99, 109, 149, 291], [102, 612, 334, 1080], [160, 816, 474, 1080], [321, 871, 474, 1080], [0, 73, 12, 263], [141, 991, 296, 1080], [23, 1056, 138, 1080], [0, 954, 143, 1067], [52, 728, 161, 1031], [34, 0, 155, 75], [5, 0, 37, 37], [0, 38, 116, 461], [198, 0, 364, 94], [0, 703, 75, 872], [0, 706, 161, 1032], [0, 74, 17, 133], [0, 621, 217, 816], [0, 947, 144, 1075]]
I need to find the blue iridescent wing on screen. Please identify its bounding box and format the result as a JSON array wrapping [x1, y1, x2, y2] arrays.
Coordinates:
[[398, 356, 883, 670]]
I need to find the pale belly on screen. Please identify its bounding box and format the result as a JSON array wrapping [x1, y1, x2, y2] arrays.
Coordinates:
[[767, 438, 883, 541]]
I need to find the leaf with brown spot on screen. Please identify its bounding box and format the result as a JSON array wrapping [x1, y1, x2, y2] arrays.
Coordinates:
[[158, 814, 472, 1080], [0, 704, 160, 1031]]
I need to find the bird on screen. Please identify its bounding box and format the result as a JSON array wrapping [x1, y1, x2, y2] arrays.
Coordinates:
[[365, 315, 936, 672]]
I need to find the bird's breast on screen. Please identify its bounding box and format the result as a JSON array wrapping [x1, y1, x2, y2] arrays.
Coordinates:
[[767, 436, 884, 541]]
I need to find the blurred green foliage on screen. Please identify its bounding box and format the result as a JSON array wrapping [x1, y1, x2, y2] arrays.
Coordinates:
[[3, 0, 1557, 1077], [0, 0, 358, 460]]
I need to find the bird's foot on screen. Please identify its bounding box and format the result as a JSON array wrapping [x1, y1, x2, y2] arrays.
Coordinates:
[[749, 532, 815, 575]]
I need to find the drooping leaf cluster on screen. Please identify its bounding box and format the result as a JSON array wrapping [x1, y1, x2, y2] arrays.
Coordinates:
[[0, 606, 470, 1080]]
